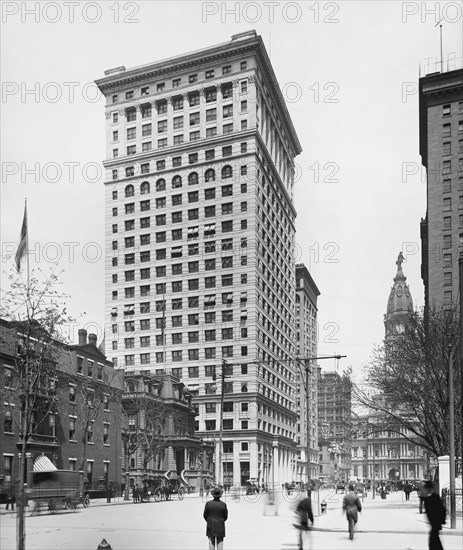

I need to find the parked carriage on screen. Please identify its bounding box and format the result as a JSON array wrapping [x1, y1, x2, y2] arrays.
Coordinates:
[[153, 476, 185, 502]]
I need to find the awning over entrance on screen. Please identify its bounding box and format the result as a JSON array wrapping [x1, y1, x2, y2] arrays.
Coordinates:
[[33, 455, 57, 472]]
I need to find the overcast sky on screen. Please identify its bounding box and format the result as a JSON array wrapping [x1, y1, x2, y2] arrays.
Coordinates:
[[2, 1, 462, 380]]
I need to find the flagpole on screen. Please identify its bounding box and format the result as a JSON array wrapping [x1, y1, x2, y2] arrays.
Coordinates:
[[25, 199, 30, 289]]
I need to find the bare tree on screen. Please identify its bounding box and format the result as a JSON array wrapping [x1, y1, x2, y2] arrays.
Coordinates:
[[354, 305, 462, 464], [120, 374, 193, 497], [0, 269, 72, 550]]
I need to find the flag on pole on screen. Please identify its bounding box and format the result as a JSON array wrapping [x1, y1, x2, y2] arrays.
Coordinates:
[[15, 202, 28, 272]]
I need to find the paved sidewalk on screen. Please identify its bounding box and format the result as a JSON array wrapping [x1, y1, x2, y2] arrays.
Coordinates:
[[309, 489, 463, 535]]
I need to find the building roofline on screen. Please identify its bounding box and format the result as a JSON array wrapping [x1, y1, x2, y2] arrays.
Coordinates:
[[95, 31, 302, 156]]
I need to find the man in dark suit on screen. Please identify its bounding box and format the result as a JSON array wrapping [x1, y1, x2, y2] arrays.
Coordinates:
[[424, 481, 446, 550], [203, 487, 228, 550], [342, 484, 362, 540]]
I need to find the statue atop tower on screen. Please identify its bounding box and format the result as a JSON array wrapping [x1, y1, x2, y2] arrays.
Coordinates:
[[384, 252, 414, 340]]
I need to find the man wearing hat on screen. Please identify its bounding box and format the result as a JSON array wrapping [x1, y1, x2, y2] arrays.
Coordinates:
[[203, 487, 228, 550]]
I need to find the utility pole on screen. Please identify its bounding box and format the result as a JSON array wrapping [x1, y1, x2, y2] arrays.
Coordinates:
[[448, 344, 456, 529], [216, 360, 227, 486]]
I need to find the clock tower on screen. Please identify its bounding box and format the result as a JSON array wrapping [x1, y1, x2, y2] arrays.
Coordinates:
[[384, 252, 414, 342]]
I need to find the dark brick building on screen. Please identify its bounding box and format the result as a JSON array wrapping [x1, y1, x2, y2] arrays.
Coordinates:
[[0, 322, 124, 490]]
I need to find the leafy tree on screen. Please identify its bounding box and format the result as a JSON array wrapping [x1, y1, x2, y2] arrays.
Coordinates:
[[0, 269, 72, 550], [354, 305, 462, 465]]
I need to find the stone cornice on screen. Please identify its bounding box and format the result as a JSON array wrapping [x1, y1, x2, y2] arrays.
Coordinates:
[[95, 33, 302, 159]]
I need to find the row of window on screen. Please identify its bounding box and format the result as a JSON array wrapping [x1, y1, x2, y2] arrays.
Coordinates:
[[117, 325, 248, 349], [111, 146, 248, 181], [120, 345, 248, 367], [204, 419, 249, 431], [112, 122, 246, 157], [112, 306, 248, 332], [112, 229, 247, 250], [116, 103, 247, 140], [111, 225, 248, 267], [111, 67, 248, 104]]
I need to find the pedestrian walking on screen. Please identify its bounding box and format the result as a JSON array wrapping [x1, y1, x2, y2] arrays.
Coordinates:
[[403, 481, 412, 501], [5, 483, 16, 511], [106, 483, 113, 503], [342, 484, 362, 540], [424, 480, 446, 550], [293, 491, 314, 550], [203, 487, 228, 550], [419, 481, 427, 514]]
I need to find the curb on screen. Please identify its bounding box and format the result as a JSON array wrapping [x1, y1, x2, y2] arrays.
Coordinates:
[[311, 527, 463, 536]]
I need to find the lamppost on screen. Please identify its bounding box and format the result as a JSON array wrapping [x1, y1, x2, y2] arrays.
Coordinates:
[[297, 355, 346, 489]]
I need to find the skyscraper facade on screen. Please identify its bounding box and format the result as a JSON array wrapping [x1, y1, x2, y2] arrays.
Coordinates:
[[95, 31, 302, 486], [294, 263, 320, 482], [419, 68, 463, 308]]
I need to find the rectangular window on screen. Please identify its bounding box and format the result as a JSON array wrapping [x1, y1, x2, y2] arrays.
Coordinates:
[[188, 366, 199, 378], [205, 149, 215, 160]]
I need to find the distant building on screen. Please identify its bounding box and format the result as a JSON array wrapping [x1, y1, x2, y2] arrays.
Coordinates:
[[121, 369, 213, 492], [95, 30, 302, 486], [317, 370, 352, 481], [419, 68, 463, 308], [0, 322, 124, 490], [294, 264, 320, 482], [350, 255, 429, 483], [350, 404, 429, 483]]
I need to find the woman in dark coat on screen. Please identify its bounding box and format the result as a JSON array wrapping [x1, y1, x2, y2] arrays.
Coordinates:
[[203, 487, 228, 550]]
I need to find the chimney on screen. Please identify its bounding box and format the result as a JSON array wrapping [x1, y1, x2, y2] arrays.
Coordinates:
[[88, 333, 98, 347], [78, 329, 87, 345]]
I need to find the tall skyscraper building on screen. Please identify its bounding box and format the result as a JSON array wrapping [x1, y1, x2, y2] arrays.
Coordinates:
[[95, 31, 302, 486], [294, 263, 320, 481], [317, 370, 352, 481], [419, 68, 463, 308]]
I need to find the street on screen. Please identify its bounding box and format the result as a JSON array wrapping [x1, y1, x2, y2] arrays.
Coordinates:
[[1, 490, 462, 550]]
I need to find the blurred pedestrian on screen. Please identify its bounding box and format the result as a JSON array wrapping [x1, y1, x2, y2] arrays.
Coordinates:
[[106, 483, 113, 503], [424, 481, 446, 550], [293, 491, 314, 550], [419, 481, 427, 514], [342, 484, 362, 540], [5, 483, 16, 511], [403, 481, 412, 501], [203, 487, 228, 550]]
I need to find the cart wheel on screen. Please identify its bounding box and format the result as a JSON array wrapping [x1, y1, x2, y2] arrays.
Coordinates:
[[83, 497, 90, 508], [178, 488, 184, 500], [154, 489, 161, 502]]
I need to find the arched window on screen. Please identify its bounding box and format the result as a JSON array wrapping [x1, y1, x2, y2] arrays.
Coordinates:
[[205, 168, 215, 182], [188, 172, 198, 185], [140, 181, 150, 195], [221, 165, 233, 179], [241, 384, 248, 393], [125, 184, 135, 197], [156, 178, 166, 192], [172, 175, 182, 189]]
